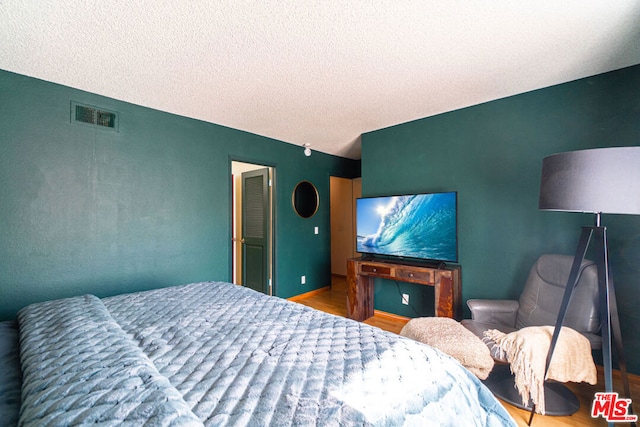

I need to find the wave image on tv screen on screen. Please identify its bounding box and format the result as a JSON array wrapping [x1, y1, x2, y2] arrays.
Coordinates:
[[356, 192, 457, 262]]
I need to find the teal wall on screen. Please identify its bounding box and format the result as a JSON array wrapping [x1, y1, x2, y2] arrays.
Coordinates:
[[362, 65, 640, 372], [0, 70, 359, 320]]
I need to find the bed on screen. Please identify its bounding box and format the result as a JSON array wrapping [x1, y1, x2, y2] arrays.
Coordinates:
[[3, 281, 515, 426]]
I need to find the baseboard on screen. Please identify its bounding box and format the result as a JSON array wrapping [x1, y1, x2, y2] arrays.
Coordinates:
[[287, 286, 330, 302], [373, 309, 410, 322]]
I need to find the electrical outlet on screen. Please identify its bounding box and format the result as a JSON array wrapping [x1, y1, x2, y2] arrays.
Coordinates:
[[402, 293, 409, 305], [301, 275, 306, 285]]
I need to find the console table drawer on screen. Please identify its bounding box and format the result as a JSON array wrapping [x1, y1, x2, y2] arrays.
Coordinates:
[[396, 268, 434, 283], [347, 257, 461, 321], [360, 264, 391, 275]]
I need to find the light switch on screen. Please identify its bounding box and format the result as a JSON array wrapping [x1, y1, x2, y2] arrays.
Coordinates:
[[314, 226, 319, 235]]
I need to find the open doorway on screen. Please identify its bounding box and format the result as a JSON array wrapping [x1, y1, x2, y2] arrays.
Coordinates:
[[330, 176, 361, 276], [231, 161, 275, 295]]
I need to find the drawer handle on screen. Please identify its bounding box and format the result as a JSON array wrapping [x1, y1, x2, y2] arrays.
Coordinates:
[[409, 273, 414, 277], [373, 268, 377, 272]]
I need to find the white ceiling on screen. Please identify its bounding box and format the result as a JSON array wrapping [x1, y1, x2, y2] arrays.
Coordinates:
[[1, 1, 639, 159]]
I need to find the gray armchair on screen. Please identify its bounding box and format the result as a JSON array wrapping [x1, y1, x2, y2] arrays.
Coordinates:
[[461, 254, 600, 415]]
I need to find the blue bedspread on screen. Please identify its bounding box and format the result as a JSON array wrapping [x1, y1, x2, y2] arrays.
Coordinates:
[[15, 281, 515, 426], [0, 321, 21, 426]]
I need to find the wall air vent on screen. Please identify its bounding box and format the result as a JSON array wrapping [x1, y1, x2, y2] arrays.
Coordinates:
[[71, 101, 119, 132]]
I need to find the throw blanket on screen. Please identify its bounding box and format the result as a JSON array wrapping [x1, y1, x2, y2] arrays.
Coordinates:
[[484, 326, 597, 414], [17, 281, 516, 426], [400, 317, 494, 380]]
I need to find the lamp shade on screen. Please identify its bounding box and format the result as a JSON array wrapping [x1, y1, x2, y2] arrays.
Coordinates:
[[539, 146, 640, 215]]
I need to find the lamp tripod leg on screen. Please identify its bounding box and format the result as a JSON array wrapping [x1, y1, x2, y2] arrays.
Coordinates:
[[527, 226, 634, 426], [595, 227, 635, 426], [608, 276, 635, 425], [528, 228, 593, 425], [594, 228, 615, 427], [544, 228, 593, 373]]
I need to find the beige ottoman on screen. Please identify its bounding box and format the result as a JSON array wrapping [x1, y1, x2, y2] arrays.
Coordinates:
[[400, 317, 494, 379]]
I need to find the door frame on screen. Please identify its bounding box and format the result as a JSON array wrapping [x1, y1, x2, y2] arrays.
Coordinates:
[[230, 158, 276, 295]]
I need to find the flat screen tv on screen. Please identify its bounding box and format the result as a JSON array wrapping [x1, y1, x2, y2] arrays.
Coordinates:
[[356, 191, 458, 264]]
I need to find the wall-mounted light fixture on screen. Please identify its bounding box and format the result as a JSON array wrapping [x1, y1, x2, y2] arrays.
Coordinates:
[[303, 143, 312, 157]]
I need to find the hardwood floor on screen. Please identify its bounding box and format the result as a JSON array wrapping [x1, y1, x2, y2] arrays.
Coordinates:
[[291, 275, 639, 427]]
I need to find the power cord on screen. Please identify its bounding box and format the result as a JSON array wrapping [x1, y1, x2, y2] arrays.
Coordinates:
[[395, 281, 420, 317]]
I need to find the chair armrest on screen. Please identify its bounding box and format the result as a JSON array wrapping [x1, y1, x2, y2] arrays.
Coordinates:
[[466, 299, 519, 328]]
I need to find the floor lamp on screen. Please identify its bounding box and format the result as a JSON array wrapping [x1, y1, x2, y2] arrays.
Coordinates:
[[537, 146, 640, 426]]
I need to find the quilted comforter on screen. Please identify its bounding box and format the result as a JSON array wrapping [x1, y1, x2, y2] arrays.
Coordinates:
[[15, 281, 515, 426]]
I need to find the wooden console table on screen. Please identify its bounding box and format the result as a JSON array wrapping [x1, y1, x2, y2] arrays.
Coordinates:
[[346, 257, 461, 321]]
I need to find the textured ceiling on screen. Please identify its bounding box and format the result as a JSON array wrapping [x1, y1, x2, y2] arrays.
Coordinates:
[[1, 1, 639, 159]]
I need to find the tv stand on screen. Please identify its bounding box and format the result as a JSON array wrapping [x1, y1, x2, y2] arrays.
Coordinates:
[[346, 257, 461, 321]]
